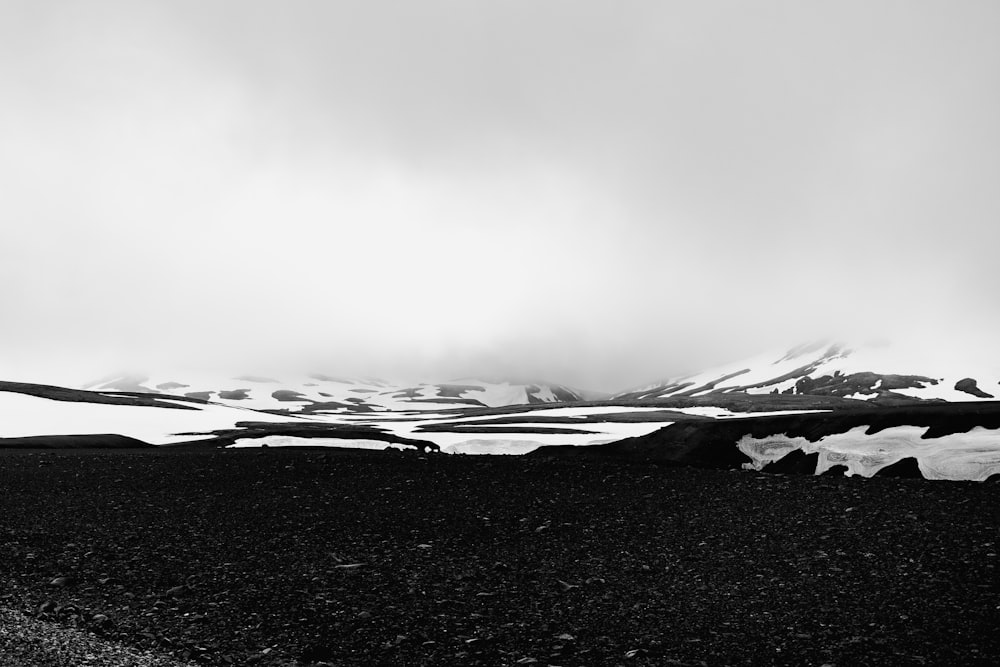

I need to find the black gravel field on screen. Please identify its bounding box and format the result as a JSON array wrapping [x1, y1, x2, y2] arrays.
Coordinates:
[[1, 448, 998, 666]]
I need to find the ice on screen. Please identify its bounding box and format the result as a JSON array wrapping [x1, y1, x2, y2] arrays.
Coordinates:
[[737, 425, 1000, 481]]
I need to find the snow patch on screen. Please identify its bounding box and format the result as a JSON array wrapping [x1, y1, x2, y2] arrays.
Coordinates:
[[228, 436, 409, 450], [0, 391, 302, 445], [737, 425, 1000, 481], [440, 440, 547, 455]]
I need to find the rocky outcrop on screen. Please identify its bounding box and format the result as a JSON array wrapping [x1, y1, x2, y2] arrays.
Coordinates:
[[954, 377, 994, 399]]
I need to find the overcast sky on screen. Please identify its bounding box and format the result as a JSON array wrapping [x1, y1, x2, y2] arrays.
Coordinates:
[[2, 1, 999, 390]]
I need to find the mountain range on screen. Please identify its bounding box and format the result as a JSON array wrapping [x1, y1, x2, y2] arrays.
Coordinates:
[[2, 341, 999, 481], [620, 340, 999, 402]]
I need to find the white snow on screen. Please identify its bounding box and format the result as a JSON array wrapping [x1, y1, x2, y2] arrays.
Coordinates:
[[650, 344, 847, 395], [464, 383, 529, 408], [626, 341, 1000, 401], [440, 440, 549, 455], [737, 425, 1000, 481], [0, 391, 303, 445], [532, 386, 557, 403], [228, 436, 408, 450]]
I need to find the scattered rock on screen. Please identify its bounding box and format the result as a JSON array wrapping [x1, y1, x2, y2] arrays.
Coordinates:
[[165, 585, 188, 598]]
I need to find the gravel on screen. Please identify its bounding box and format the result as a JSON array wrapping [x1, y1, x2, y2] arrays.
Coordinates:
[[0, 607, 192, 666], [1, 447, 998, 666]]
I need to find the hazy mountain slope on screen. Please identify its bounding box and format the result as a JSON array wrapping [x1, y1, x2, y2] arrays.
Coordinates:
[[82, 374, 587, 413], [617, 341, 1000, 403]]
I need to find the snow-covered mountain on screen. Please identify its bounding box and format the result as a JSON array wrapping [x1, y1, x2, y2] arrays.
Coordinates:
[[0, 380, 306, 446], [3, 342, 1000, 481], [82, 374, 587, 414], [0, 378, 675, 452], [617, 341, 1000, 403]]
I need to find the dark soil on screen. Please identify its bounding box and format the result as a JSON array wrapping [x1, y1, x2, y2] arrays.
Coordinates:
[[414, 410, 705, 430], [1, 449, 998, 666], [541, 402, 1000, 471]]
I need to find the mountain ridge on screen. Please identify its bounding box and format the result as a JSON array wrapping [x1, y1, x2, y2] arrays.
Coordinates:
[[615, 341, 999, 403]]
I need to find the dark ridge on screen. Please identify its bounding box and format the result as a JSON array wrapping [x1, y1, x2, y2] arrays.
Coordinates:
[[526, 389, 546, 405], [402, 397, 485, 407], [521, 384, 583, 404], [412, 410, 704, 429], [614, 381, 693, 401], [185, 391, 214, 400], [549, 385, 583, 402], [0, 381, 203, 410], [616, 382, 694, 400], [297, 401, 365, 414], [820, 464, 849, 477], [437, 392, 867, 420], [390, 387, 424, 399], [272, 390, 308, 402], [955, 378, 994, 399], [436, 384, 486, 398], [673, 368, 752, 397], [533, 402, 1000, 475], [0, 434, 154, 449], [874, 457, 923, 478], [762, 450, 819, 475], [731, 362, 827, 393], [218, 389, 250, 400], [787, 372, 940, 398], [166, 421, 438, 452]]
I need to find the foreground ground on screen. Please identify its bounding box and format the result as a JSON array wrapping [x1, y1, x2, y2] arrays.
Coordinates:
[[0, 449, 998, 666]]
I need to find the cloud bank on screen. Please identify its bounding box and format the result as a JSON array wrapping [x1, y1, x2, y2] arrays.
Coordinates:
[[1, 1, 998, 390]]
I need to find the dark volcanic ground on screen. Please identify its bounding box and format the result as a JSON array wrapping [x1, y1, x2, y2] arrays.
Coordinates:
[[0, 449, 998, 666]]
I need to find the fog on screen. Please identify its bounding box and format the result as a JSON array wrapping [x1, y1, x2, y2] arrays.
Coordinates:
[[2, 1, 999, 391]]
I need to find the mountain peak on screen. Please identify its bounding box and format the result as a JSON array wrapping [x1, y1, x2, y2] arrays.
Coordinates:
[[617, 340, 999, 403]]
